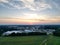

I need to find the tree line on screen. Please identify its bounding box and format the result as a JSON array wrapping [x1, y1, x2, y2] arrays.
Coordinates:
[[3, 32, 47, 36]]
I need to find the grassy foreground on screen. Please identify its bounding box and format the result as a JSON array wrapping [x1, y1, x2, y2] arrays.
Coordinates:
[[0, 36, 60, 45], [0, 36, 46, 45]]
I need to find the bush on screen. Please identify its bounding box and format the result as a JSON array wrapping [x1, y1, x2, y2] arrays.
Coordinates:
[[53, 30, 60, 36]]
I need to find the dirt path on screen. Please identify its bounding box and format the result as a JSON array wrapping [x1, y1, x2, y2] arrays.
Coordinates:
[[40, 39, 47, 45], [40, 35, 53, 45]]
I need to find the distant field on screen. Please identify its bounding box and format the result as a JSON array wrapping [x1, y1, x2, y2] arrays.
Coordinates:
[[0, 36, 60, 45]]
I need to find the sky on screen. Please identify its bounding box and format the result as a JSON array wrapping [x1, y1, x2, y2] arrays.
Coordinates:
[[0, 0, 60, 25]]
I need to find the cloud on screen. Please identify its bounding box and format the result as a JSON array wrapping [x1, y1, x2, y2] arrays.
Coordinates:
[[52, 1, 60, 10], [0, 0, 8, 3], [0, 0, 60, 11]]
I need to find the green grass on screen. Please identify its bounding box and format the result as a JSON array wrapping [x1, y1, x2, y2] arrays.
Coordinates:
[[0, 36, 60, 45], [0, 36, 47, 45], [47, 36, 60, 45]]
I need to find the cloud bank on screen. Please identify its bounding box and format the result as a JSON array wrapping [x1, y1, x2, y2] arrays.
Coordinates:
[[0, 0, 60, 11]]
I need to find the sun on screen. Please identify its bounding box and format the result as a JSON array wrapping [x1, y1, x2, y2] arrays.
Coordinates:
[[22, 13, 40, 19]]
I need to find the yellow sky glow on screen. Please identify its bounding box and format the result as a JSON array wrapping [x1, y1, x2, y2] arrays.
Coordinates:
[[0, 13, 60, 24]]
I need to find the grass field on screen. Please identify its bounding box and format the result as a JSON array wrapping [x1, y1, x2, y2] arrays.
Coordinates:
[[0, 36, 60, 45], [0, 36, 47, 45], [47, 36, 60, 45]]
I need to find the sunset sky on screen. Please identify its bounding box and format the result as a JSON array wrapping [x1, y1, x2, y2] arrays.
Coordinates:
[[0, 0, 60, 25]]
